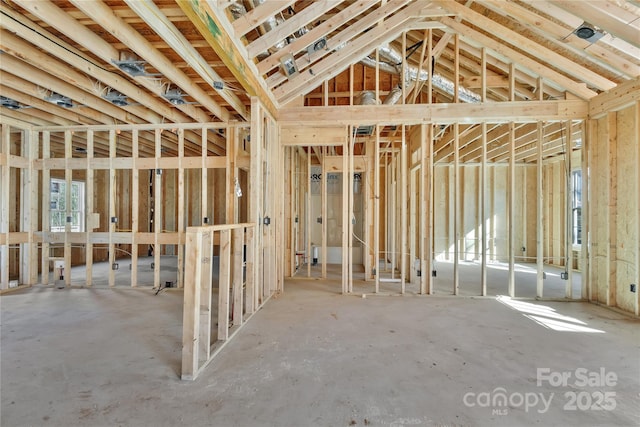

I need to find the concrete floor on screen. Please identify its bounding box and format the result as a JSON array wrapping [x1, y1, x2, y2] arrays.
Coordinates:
[[1, 277, 639, 427], [295, 260, 583, 299]]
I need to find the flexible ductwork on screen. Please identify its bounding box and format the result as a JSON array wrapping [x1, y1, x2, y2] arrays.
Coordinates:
[[356, 90, 378, 105], [361, 43, 481, 104], [383, 86, 403, 105], [228, 2, 247, 19]]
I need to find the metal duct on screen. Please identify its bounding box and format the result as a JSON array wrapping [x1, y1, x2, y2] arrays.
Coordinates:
[[228, 2, 247, 20], [361, 43, 480, 104], [383, 86, 403, 105], [356, 90, 377, 105], [354, 90, 377, 136]]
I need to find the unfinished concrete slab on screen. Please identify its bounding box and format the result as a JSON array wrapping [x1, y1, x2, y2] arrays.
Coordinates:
[[2, 279, 638, 427]]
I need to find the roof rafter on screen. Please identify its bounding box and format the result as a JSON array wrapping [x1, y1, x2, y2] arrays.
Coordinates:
[[178, 0, 278, 117], [9, 0, 212, 123], [274, 1, 427, 104], [267, 0, 416, 90], [256, 0, 374, 76], [550, 0, 640, 49], [246, 0, 346, 58], [477, 0, 639, 79], [434, 0, 617, 91], [439, 16, 598, 99], [124, 0, 248, 119], [232, 0, 297, 37], [69, 0, 229, 121]]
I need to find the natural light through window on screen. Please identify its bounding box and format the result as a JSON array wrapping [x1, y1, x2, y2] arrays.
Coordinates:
[[50, 178, 85, 232], [497, 295, 604, 333]]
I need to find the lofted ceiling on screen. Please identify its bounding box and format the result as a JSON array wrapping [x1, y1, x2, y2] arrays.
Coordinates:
[[0, 0, 639, 160]]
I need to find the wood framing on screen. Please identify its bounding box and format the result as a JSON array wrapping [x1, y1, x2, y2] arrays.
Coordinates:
[[278, 101, 588, 126]]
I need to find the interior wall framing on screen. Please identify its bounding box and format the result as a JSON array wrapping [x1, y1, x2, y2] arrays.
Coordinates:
[[0, 120, 250, 290]]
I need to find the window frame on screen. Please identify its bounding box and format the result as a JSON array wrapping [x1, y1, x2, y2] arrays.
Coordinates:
[[50, 178, 85, 232], [571, 170, 582, 248]]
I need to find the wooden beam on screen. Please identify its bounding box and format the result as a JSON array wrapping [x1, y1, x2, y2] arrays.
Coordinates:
[[41, 132, 51, 286], [232, 0, 297, 36], [246, 0, 344, 58], [64, 131, 72, 287], [181, 230, 201, 380], [400, 126, 407, 293], [589, 77, 640, 118], [565, 121, 573, 298], [154, 130, 162, 289], [481, 122, 488, 296], [581, 120, 589, 301], [306, 148, 311, 278], [348, 132, 354, 293], [8, 0, 211, 123], [218, 229, 231, 340], [130, 130, 138, 287], [435, 1, 616, 92], [278, 100, 588, 125], [248, 97, 263, 311], [457, 39, 564, 100], [550, 0, 640, 50], [272, 0, 421, 103], [439, 16, 599, 99], [69, 0, 228, 121], [322, 146, 327, 279], [108, 130, 116, 288], [26, 130, 38, 285], [419, 124, 427, 293], [453, 123, 460, 295], [199, 230, 213, 361], [374, 127, 381, 292], [124, 0, 247, 119], [477, 0, 639, 79], [0, 54, 145, 125], [232, 228, 244, 326], [636, 101, 640, 316], [342, 135, 349, 294], [409, 30, 430, 104], [256, 0, 374, 75], [281, 126, 345, 146], [606, 111, 617, 307], [178, 0, 278, 117], [454, 34, 460, 103], [536, 122, 544, 298], [520, 0, 640, 71], [177, 129, 185, 289], [508, 122, 515, 297], [1, 125, 10, 289]]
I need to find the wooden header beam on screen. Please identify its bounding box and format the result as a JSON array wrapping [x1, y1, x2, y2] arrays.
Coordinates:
[[589, 77, 640, 119], [278, 100, 588, 126], [178, 0, 278, 118]]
